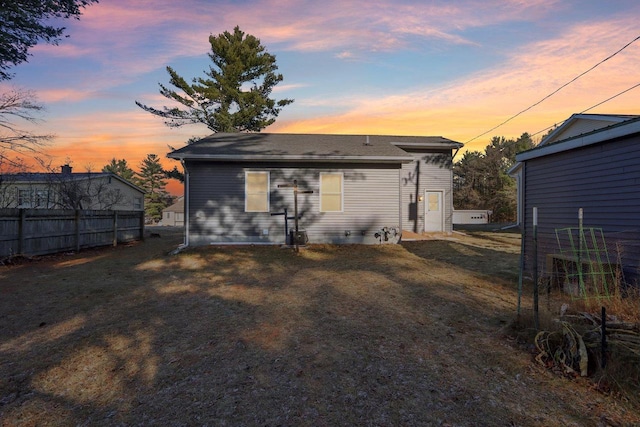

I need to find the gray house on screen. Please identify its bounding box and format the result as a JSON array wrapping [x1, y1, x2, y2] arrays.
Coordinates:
[[168, 133, 462, 246], [516, 115, 640, 285], [0, 165, 145, 211]]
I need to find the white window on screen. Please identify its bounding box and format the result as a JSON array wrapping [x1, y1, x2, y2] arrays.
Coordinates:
[[320, 172, 343, 212], [17, 189, 32, 207], [133, 197, 143, 210], [34, 190, 49, 208], [245, 171, 269, 212]]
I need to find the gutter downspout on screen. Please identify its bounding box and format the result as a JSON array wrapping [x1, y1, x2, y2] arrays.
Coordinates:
[[182, 160, 189, 247], [398, 167, 403, 240]]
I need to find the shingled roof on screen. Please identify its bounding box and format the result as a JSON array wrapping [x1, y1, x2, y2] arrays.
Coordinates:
[[168, 133, 462, 163]]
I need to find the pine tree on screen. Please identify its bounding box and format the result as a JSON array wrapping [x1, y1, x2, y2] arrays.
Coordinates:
[[102, 158, 137, 182], [0, 0, 98, 81], [135, 26, 293, 133], [137, 154, 169, 222], [453, 133, 535, 222]]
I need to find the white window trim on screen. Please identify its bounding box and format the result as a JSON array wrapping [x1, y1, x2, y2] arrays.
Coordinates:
[[319, 172, 344, 213], [133, 197, 143, 210], [245, 171, 270, 212], [17, 189, 32, 208], [34, 189, 49, 208]]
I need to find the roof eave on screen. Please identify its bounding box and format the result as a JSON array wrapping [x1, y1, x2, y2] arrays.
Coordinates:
[[517, 119, 640, 162], [391, 141, 463, 149], [167, 154, 414, 164]]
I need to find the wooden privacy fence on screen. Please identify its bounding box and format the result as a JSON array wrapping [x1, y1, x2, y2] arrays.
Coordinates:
[[0, 209, 144, 258]]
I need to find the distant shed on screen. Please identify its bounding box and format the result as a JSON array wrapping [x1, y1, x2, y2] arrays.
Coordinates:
[[452, 210, 490, 225]]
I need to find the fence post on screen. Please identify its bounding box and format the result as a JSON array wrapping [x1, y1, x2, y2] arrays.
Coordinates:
[[533, 207, 539, 330], [18, 209, 26, 255], [75, 209, 81, 252], [113, 211, 118, 247]]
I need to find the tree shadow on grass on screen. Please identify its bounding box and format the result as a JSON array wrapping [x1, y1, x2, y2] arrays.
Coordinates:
[[0, 241, 633, 425]]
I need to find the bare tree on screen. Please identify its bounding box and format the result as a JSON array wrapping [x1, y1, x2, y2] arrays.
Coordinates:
[[0, 161, 126, 210], [0, 89, 53, 167], [0, 157, 27, 207], [51, 165, 126, 210]]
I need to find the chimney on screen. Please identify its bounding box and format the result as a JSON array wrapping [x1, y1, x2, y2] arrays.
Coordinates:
[[61, 164, 72, 175]]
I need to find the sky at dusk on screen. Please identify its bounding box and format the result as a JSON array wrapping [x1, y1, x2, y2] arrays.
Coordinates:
[[3, 0, 639, 195]]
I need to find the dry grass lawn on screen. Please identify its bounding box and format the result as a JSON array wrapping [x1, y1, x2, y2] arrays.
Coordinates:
[[0, 227, 638, 426]]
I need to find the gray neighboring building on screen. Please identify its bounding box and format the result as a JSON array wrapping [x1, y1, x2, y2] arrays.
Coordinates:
[[168, 133, 462, 246], [516, 115, 640, 285], [0, 165, 145, 211], [509, 113, 639, 225]]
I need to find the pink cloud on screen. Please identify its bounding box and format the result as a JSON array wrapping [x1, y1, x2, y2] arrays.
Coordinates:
[[37, 88, 95, 103], [27, 0, 570, 90], [14, 0, 638, 169], [33, 0, 497, 68], [271, 16, 640, 153]]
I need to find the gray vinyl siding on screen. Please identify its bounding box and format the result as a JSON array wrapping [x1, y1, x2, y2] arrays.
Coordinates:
[[186, 161, 402, 245], [522, 133, 640, 284], [400, 150, 454, 233]]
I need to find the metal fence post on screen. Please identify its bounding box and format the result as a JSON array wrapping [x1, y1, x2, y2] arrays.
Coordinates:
[[533, 207, 539, 330]]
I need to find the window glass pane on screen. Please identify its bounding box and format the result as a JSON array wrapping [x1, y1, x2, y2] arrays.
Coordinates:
[[320, 173, 342, 212], [35, 190, 48, 207], [246, 172, 269, 212], [428, 193, 439, 212], [18, 189, 31, 206], [246, 172, 268, 190], [322, 174, 342, 193], [322, 194, 342, 212], [246, 194, 268, 212]]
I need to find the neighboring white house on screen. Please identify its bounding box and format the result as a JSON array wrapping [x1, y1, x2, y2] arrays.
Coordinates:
[[161, 196, 184, 226], [0, 165, 145, 211]]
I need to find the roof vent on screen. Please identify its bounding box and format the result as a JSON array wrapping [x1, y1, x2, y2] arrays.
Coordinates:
[[364, 135, 371, 146], [61, 164, 72, 175]]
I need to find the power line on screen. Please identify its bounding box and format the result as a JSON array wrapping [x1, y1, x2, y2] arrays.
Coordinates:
[[580, 82, 640, 113], [465, 34, 640, 145], [531, 81, 640, 138]]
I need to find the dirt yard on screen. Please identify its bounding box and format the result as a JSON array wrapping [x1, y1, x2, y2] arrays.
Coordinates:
[[0, 227, 638, 426]]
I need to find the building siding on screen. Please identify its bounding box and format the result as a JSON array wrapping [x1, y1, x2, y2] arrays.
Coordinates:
[[1, 176, 144, 211], [400, 150, 454, 233], [186, 161, 402, 245], [547, 119, 617, 143], [522, 133, 640, 284]]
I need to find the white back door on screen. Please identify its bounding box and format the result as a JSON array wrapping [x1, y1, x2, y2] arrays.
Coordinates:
[[424, 190, 444, 232]]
